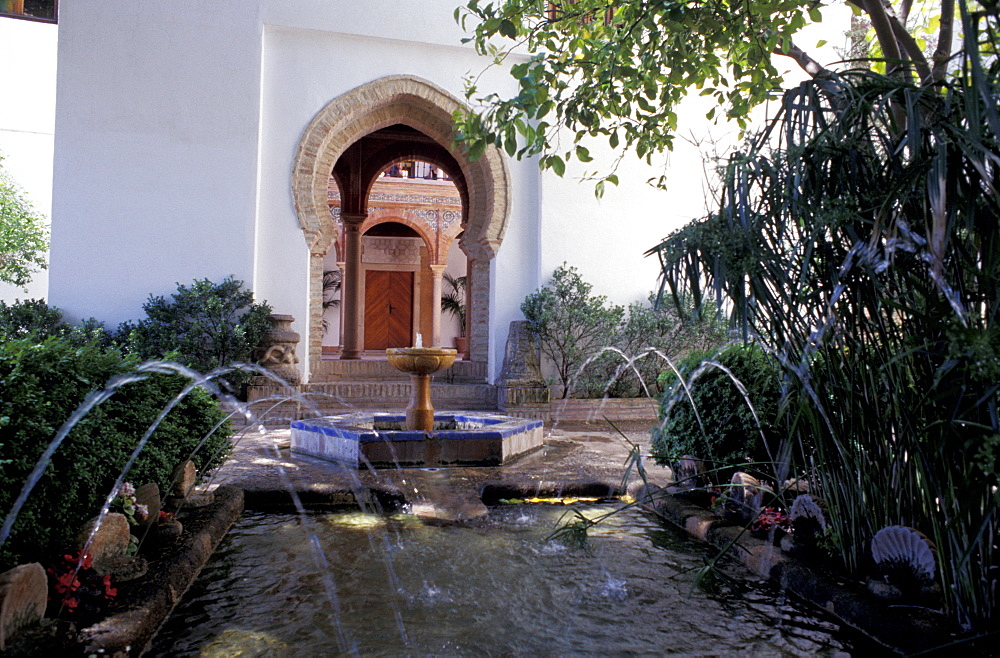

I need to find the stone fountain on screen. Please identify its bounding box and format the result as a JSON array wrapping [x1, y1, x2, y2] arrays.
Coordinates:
[[290, 345, 543, 468], [385, 346, 457, 431]]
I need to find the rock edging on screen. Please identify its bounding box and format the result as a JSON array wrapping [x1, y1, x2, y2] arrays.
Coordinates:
[[75, 485, 244, 656], [635, 483, 962, 656]]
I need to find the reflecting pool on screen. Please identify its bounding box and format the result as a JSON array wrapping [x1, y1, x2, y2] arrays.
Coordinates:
[[151, 505, 858, 655]]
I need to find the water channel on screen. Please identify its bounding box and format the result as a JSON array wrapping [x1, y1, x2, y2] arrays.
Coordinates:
[[151, 504, 860, 655]]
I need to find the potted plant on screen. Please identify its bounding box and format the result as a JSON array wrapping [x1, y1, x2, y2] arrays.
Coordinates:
[[322, 269, 341, 334], [441, 273, 467, 355]]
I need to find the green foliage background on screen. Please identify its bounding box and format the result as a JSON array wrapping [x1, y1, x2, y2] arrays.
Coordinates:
[[116, 276, 272, 393], [521, 263, 623, 398], [0, 156, 48, 289], [522, 264, 729, 398]]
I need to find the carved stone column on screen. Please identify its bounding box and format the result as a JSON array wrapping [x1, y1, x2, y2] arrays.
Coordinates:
[[467, 258, 491, 363], [463, 257, 472, 360], [429, 264, 446, 347], [257, 314, 301, 385], [340, 213, 367, 359]]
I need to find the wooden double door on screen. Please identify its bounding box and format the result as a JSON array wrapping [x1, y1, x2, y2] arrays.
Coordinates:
[[363, 270, 414, 350]]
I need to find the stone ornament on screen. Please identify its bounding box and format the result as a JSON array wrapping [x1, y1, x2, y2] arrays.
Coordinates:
[[672, 455, 707, 488], [789, 494, 828, 540], [77, 513, 130, 575], [868, 525, 938, 600], [171, 461, 196, 498], [496, 321, 550, 409], [725, 472, 771, 523], [133, 483, 161, 530], [0, 563, 47, 651], [256, 314, 301, 386], [76, 513, 149, 581], [167, 460, 215, 510]]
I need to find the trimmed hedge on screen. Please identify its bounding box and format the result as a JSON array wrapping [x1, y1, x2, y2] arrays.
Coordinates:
[[0, 336, 233, 570], [651, 343, 786, 479], [116, 276, 272, 393]]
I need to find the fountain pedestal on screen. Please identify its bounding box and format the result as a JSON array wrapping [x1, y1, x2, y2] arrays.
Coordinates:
[[386, 347, 457, 431], [292, 348, 544, 468]]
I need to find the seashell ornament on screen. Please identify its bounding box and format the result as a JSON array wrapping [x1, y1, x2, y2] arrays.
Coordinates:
[[868, 525, 938, 600], [789, 494, 828, 544], [672, 455, 706, 488]]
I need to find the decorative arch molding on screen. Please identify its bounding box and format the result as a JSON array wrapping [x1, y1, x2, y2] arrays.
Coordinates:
[[293, 75, 510, 260], [293, 75, 511, 376], [362, 209, 438, 262]]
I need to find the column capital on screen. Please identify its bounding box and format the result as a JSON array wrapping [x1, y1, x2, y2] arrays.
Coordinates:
[[341, 212, 368, 226], [428, 264, 448, 276]]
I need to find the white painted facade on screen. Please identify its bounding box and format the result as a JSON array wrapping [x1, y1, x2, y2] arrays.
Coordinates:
[[26, 1, 849, 382]]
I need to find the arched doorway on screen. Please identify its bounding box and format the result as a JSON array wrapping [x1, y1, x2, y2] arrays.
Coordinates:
[[292, 75, 510, 380], [322, 174, 468, 356]]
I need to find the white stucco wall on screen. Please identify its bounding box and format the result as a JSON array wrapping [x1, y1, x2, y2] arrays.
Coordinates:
[[46, 0, 850, 381], [49, 2, 264, 327], [0, 15, 57, 302]]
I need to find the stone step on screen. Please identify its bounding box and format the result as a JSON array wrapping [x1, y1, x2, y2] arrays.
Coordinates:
[[243, 381, 498, 426], [313, 358, 487, 383], [304, 382, 497, 408]]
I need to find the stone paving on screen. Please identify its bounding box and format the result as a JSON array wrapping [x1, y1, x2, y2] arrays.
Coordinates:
[[209, 419, 673, 523]]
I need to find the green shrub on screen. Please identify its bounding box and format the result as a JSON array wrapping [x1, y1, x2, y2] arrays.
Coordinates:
[[575, 296, 729, 398], [521, 264, 623, 398], [0, 299, 114, 348], [0, 336, 232, 571], [0, 299, 64, 340], [651, 343, 785, 478], [116, 276, 272, 393]]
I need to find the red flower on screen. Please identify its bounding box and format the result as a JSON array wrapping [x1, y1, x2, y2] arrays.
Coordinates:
[[751, 506, 792, 533], [102, 574, 118, 599], [55, 571, 79, 593]]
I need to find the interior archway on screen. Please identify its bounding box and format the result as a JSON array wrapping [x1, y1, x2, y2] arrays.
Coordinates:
[[293, 75, 510, 379]]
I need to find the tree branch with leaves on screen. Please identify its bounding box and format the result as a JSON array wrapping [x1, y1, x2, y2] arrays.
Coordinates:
[[455, 0, 963, 188]]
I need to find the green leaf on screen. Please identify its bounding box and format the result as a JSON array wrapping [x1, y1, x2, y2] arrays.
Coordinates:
[[549, 155, 566, 177], [499, 18, 517, 39], [575, 145, 593, 162], [468, 140, 487, 161], [504, 133, 517, 157]]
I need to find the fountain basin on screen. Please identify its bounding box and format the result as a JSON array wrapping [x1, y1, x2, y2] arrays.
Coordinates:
[[290, 412, 543, 468]]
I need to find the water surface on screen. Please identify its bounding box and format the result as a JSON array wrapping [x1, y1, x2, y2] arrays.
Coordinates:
[[151, 505, 854, 656]]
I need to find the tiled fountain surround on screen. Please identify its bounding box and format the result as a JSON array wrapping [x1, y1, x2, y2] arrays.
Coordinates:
[[290, 412, 544, 467]]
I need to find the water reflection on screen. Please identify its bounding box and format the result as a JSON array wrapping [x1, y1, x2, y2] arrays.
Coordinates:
[[150, 506, 859, 656]]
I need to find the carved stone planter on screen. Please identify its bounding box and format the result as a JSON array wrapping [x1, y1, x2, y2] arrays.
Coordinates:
[[257, 314, 301, 386]]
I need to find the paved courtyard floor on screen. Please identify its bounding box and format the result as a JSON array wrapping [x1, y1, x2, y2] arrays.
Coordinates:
[[210, 418, 673, 522]]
